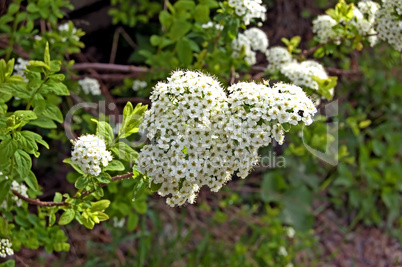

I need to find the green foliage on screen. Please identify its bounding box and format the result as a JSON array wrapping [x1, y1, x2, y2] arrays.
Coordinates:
[[109, 0, 162, 27]]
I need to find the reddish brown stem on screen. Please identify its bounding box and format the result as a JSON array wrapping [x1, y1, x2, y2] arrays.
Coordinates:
[[12, 172, 134, 207], [12, 190, 66, 207]]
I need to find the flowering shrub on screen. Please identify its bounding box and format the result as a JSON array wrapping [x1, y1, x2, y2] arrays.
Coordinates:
[[0, 0, 401, 265]]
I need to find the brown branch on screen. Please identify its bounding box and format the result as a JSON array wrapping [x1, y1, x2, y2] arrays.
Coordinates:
[[115, 97, 151, 105], [73, 63, 149, 74], [12, 172, 134, 207], [70, 73, 146, 81], [326, 67, 362, 77], [12, 190, 66, 207], [81, 172, 134, 198]]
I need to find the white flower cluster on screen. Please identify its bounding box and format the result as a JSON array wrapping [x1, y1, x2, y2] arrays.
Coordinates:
[[78, 77, 101, 95], [313, 1, 381, 47], [232, 28, 269, 66], [0, 239, 13, 258], [265, 47, 293, 72], [280, 60, 334, 94], [132, 80, 148, 91], [376, 0, 402, 51], [227, 0, 266, 25], [138, 70, 317, 207], [312, 15, 339, 44], [14, 58, 29, 80], [138, 70, 232, 207], [351, 1, 379, 46], [227, 82, 316, 179], [244, 27, 269, 51], [265, 47, 334, 97], [58, 22, 80, 41], [201, 22, 223, 31], [11, 181, 28, 207], [71, 134, 113, 176]]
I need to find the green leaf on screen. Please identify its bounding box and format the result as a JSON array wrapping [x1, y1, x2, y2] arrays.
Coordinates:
[[194, 4, 210, 23], [40, 79, 69, 96], [127, 213, 139, 231], [0, 180, 11, 204], [54, 192, 62, 202], [96, 172, 111, 183], [44, 42, 50, 67], [313, 47, 325, 58], [119, 102, 148, 139], [21, 130, 49, 150], [28, 60, 50, 71], [111, 142, 139, 163], [0, 136, 18, 164], [63, 158, 85, 174], [150, 181, 162, 192], [25, 170, 39, 191], [42, 104, 63, 123], [90, 199, 110, 211], [132, 178, 146, 202], [359, 120, 371, 129], [168, 19, 192, 42], [103, 160, 125, 171], [14, 110, 38, 123], [28, 115, 57, 128], [159, 10, 173, 28], [0, 81, 30, 99], [59, 209, 75, 225], [96, 212, 109, 221], [133, 201, 147, 214], [74, 175, 89, 189], [48, 74, 65, 82], [91, 119, 114, 145], [177, 38, 193, 66], [0, 260, 15, 267], [14, 149, 32, 178], [8, 3, 20, 15]]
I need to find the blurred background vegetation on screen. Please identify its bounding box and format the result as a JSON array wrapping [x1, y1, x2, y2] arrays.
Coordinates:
[[0, 0, 401, 266]]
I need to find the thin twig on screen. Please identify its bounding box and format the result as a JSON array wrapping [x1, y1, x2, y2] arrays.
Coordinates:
[[73, 63, 149, 73], [12, 172, 134, 207], [81, 172, 134, 198], [12, 190, 66, 207], [115, 97, 151, 105]]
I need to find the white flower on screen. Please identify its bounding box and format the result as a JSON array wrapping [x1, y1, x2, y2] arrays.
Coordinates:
[[132, 80, 148, 91], [265, 47, 293, 72], [243, 27, 269, 52], [286, 227, 296, 238], [278, 246, 288, 256], [14, 58, 29, 80], [227, 0, 266, 25], [112, 217, 126, 228], [312, 15, 339, 44], [10, 181, 28, 207], [232, 28, 268, 66], [139, 71, 317, 207], [201, 21, 223, 31], [375, 0, 402, 51], [78, 77, 101, 95], [58, 22, 80, 41], [280, 60, 334, 95], [0, 239, 13, 258], [232, 33, 256, 65], [71, 134, 113, 176]]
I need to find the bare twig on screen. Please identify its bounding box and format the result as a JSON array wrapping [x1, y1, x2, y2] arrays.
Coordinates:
[[115, 97, 151, 105], [12, 172, 134, 207], [12, 190, 66, 207], [73, 63, 149, 74], [81, 172, 134, 198]]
